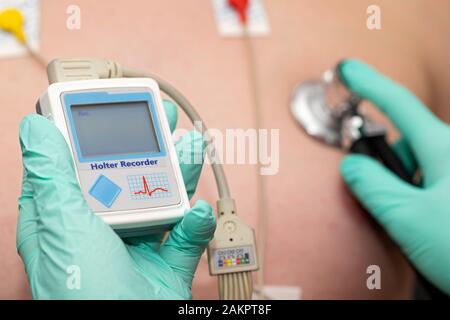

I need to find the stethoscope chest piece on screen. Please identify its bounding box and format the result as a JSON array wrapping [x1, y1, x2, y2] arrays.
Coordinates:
[[290, 80, 342, 147]]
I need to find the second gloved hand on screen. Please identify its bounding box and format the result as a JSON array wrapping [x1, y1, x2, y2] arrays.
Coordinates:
[[339, 60, 450, 295], [17, 101, 215, 299]]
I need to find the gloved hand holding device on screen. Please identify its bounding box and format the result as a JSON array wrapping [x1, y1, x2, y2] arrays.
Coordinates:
[[339, 60, 450, 295], [18, 100, 215, 299]]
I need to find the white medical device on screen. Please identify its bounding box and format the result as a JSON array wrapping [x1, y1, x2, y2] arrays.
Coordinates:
[[35, 57, 258, 299], [36, 77, 189, 237]]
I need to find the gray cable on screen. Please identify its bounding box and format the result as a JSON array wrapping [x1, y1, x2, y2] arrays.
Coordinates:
[[122, 67, 231, 199], [242, 26, 268, 300], [218, 272, 252, 300]]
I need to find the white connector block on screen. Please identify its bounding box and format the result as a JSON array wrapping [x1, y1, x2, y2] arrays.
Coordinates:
[[208, 199, 258, 275]]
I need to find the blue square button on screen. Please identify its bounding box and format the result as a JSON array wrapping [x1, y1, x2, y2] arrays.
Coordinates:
[[89, 175, 122, 208]]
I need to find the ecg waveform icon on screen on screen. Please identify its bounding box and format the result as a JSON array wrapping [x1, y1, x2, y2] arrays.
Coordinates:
[[127, 173, 171, 200]]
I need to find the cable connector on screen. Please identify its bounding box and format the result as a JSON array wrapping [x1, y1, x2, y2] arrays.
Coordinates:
[[228, 0, 249, 25], [47, 58, 123, 84], [208, 198, 258, 275]]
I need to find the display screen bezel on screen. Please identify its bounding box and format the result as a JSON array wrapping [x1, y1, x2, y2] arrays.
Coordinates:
[[62, 90, 167, 163]]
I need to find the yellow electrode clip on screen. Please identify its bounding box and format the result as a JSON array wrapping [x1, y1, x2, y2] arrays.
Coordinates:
[[0, 8, 26, 43]]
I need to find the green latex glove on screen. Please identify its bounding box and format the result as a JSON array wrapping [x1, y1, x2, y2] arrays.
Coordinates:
[[339, 59, 450, 295], [17, 100, 216, 299]]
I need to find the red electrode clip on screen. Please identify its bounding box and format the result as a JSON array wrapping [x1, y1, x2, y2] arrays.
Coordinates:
[[228, 0, 249, 25]]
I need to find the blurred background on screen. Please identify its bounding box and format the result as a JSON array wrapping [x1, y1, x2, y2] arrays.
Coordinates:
[[0, 0, 449, 299]]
